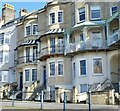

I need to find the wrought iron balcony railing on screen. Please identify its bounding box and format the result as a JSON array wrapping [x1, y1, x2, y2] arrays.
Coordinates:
[[65, 39, 107, 54], [39, 45, 64, 59], [15, 56, 37, 65], [107, 30, 120, 46]]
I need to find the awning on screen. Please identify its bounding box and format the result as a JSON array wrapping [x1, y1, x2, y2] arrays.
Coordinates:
[[17, 40, 37, 47], [45, 28, 65, 34], [40, 28, 65, 38]]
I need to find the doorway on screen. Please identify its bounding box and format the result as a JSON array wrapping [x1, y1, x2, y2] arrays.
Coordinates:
[[19, 72, 23, 91]]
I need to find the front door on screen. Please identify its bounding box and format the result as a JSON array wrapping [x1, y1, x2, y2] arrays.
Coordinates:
[[20, 72, 23, 91], [43, 66, 46, 88]]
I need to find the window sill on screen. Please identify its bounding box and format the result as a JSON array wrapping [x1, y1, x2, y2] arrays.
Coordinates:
[[57, 75, 64, 77], [90, 18, 101, 21], [49, 76, 56, 77], [78, 75, 87, 77], [77, 20, 85, 24], [92, 74, 103, 76], [24, 81, 30, 83], [24, 34, 38, 38], [48, 22, 64, 26]]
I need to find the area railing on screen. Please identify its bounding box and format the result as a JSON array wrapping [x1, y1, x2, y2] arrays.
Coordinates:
[[66, 39, 107, 54], [15, 56, 37, 65], [107, 30, 120, 46], [39, 45, 64, 59]]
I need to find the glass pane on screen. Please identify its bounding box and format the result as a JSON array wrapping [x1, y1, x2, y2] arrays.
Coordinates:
[[93, 58, 102, 74]]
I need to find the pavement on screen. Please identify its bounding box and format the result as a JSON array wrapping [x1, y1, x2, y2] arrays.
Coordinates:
[[0, 100, 119, 111]]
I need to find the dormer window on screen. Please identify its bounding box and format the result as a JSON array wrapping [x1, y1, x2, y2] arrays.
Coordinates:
[[79, 7, 85, 22]]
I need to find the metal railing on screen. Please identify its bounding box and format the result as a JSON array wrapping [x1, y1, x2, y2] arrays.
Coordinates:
[[15, 56, 37, 65], [107, 30, 120, 46], [39, 45, 64, 59], [66, 39, 107, 54]]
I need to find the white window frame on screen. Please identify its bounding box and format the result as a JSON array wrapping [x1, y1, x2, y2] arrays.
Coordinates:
[[79, 58, 87, 77], [92, 57, 103, 76], [57, 60, 64, 76], [3, 51, 9, 63], [92, 31, 102, 47], [32, 68, 37, 82], [49, 61, 56, 77], [79, 84, 88, 93], [110, 6, 118, 16], [25, 24, 31, 37], [57, 10, 64, 23], [24, 68, 30, 82], [0, 71, 8, 82], [32, 24, 38, 35], [49, 12, 55, 25], [78, 7, 85, 22], [90, 6, 101, 20]]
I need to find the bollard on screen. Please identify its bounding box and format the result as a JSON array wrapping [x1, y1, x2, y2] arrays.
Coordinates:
[[41, 91, 43, 109], [63, 91, 66, 111], [88, 91, 92, 111], [12, 91, 14, 107]]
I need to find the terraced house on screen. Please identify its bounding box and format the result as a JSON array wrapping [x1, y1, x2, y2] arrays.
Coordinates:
[[0, 0, 120, 103]]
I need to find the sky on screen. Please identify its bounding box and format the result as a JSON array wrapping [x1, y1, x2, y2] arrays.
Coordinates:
[[0, 2, 46, 17]]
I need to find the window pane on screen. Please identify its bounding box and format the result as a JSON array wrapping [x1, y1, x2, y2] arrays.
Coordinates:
[[91, 6, 100, 19], [26, 26, 30, 36], [112, 6, 117, 15], [92, 32, 101, 47], [50, 13, 55, 24], [33, 46, 37, 62], [50, 37, 55, 53], [33, 25, 38, 35], [58, 12, 63, 23], [32, 69, 37, 81], [4, 52, 9, 63], [26, 47, 30, 62], [0, 51, 3, 63], [0, 33, 4, 45], [25, 69, 29, 81], [79, 7, 85, 21], [58, 37, 63, 52], [93, 58, 102, 74], [80, 60, 86, 75], [50, 62, 55, 76], [58, 61, 63, 75], [80, 84, 87, 93]]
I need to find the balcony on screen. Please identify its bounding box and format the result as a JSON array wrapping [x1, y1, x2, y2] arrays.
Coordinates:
[[65, 39, 107, 54], [39, 45, 64, 60], [15, 56, 37, 66], [107, 30, 120, 46]]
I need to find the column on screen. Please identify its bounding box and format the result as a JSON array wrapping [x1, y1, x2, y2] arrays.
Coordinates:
[[106, 23, 110, 45], [55, 87, 61, 103]]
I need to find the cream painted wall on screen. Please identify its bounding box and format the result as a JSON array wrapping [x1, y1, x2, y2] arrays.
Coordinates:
[[38, 56, 72, 88], [72, 51, 108, 93]]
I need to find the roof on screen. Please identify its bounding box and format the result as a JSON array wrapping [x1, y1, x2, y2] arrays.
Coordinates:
[[2, 16, 24, 27]]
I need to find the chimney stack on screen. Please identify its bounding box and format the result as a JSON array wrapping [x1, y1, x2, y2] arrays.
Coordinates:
[[2, 3, 16, 24], [19, 8, 28, 16]]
